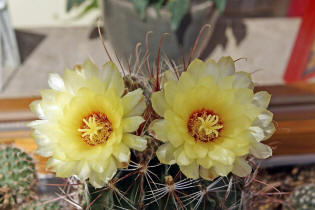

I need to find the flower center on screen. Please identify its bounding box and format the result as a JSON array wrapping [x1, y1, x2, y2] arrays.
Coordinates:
[[78, 112, 113, 146], [187, 109, 223, 143]]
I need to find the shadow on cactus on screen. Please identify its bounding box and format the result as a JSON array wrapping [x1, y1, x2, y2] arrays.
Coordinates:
[[28, 25, 280, 209]]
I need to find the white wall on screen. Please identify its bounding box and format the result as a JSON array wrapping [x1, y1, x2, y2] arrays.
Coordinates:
[[7, 0, 101, 28]]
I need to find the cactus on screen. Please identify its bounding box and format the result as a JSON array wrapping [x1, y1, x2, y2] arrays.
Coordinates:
[[87, 149, 244, 210], [19, 200, 61, 210], [285, 183, 315, 210], [0, 146, 36, 209], [124, 74, 152, 100]]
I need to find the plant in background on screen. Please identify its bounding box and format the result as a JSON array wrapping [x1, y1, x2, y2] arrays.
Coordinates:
[[19, 199, 61, 210], [0, 146, 36, 209], [285, 183, 315, 210], [66, 0, 227, 30], [131, 0, 227, 30], [131, 0, 226, 30]]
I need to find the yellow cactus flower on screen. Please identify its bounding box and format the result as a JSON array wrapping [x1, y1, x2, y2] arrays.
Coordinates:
[[151, 57, 275, 180], [29, 60, 147, 188]]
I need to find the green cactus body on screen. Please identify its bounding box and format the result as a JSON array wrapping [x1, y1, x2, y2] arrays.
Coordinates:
[[19, 200, 61, 210], [124, 74, 152, 100], [286, 184, 315, 210], [0, 147, 36, 209]]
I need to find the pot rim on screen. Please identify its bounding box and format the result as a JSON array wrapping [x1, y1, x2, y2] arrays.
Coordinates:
[[105, 0, 214, 18]]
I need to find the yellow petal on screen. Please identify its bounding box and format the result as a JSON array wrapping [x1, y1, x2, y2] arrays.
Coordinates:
[[156, 143, 176, 164], [184, 142, 198, 159], [161, 70, 178, 87], [197, 156, 213, 169], [112, 143, 130, 163], [150, 119, 168, 142], [123, 134, 147, 151], [232, 72, 254, 89], [100, 61, 125, 97], [82, 59, 99, 79], [30, 100, 45, 119], [199, 167, 219, 180], [234, 88, 254, 105], [48, 73, 65, 91], [122, 88, 145, 117], [213, 163, 233, 176], [175, 147, 192, 166], [249, 138, 272, 159], [180, 162, 199, 179], [177, 71, 196, 91], [217, 56, 235, 77], [186, 59, 206, 82], [164, 80, 179, 106], [208, 146, 235, 165], [102, 156, 117, 181], [193, 143, 208, 159], [151, 91, 168, 117], [232, 157, 252, 177], [253, 91, 271, 108], [204, 59, 220, 82], [122, 116, 144, 133]]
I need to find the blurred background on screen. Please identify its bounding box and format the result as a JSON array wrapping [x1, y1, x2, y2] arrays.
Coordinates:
[[0, 0, 315, 209]]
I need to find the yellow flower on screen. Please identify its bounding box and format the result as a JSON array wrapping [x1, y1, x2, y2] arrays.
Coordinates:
[[29, 60, 147, 188], [151, 57, 275, 180]]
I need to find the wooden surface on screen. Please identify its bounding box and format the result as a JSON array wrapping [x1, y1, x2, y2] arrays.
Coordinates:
[[0, 83, 314, 167]]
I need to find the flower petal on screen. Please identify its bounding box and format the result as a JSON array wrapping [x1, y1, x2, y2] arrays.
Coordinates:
[[122, 116, 144, 133], [249, 138, 272, 159], [204, 59, 220, 82], [208, 146, 235, 165], [123, 134, 147, 151], [180, 162, 199, 179], [232, 72, 254, 89], [150, 119, 168, 142], [175, 147, 192, 166], [100, 61, 125, 97], [156, 143, 176, 165], [199, 167, 219, 180], [122, 89, 146, 117], [30, 100, 45, 119], [218, 56, 235, 77], [113, 143, 130, 163], [232, 157, 252, 177], [48, 73, 65, 91], [253, 91, 271, 108], [186, 59, 206, 82], [152, 91, 168, 117], [82, 59, 99, 79]]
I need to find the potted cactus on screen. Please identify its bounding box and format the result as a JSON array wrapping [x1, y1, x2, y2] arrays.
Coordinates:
[[103, 0, 226, 62]]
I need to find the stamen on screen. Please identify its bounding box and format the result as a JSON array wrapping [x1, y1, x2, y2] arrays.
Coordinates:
[[187, 109, 223, 143], [78, 112, 113, 146]]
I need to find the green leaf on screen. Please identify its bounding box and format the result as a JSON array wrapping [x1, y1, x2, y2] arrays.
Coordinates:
[[153, 0, 165, 14], [212, 0, 227, 13], [75, 0, 99, 18], [130, 0, 149, 20], [66, 0, 86, 12], [166, 0, 190, 31]]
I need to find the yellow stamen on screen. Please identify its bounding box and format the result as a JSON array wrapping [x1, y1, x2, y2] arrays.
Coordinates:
[[78, 112, 113, 146], [198, 115, 223, 137], [78, 117, 104, 141], [187, 110, 223, 143]]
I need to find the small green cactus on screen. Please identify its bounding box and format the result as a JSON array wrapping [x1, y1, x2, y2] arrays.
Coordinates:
[[0, 146, 36, 209], [19, 200, 61, 210], [286, 183, 315, 210]]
